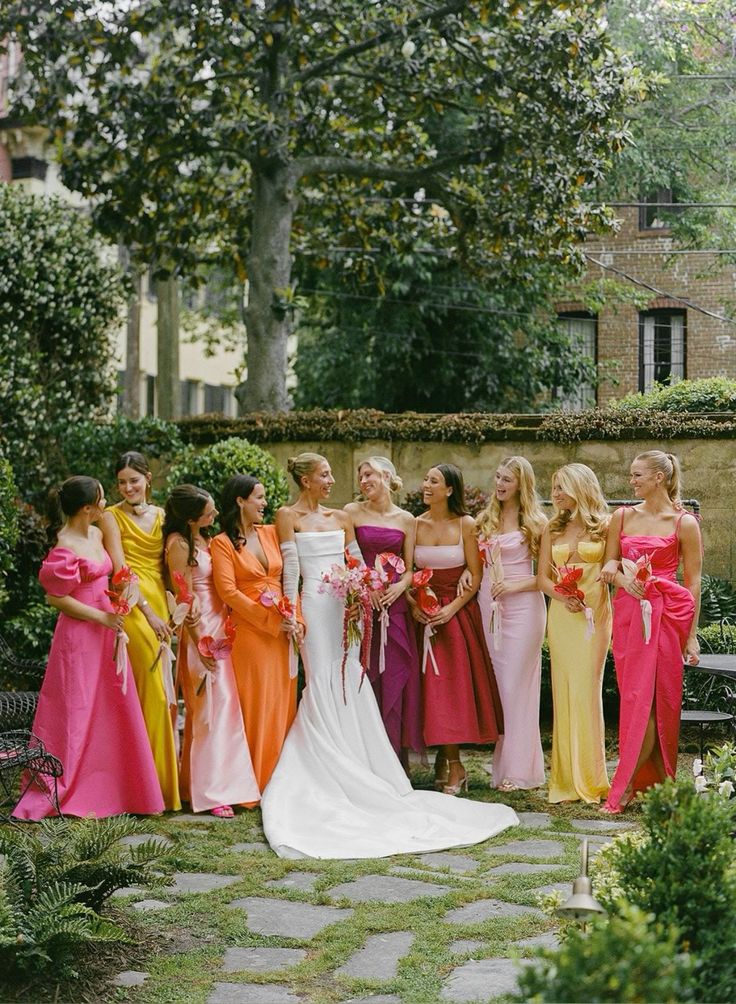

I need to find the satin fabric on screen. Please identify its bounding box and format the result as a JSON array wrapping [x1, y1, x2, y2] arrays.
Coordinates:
[[607, 515, 696, 810], [210, 526, 297, 791], [107, 505, 180, 810], [547, 541, 611, 803], [354, 525, 423, 756], [478, 531, 546, 790], [14, 549, 164, 819], [177, 545, 260, 812], [261, 530, 518, 859]]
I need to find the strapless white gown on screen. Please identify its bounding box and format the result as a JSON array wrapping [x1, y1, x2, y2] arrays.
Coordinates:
[[261, 531, 518, 859]]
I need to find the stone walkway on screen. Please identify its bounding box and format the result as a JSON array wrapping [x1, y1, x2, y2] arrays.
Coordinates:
[[112, 811, 632, 1004]]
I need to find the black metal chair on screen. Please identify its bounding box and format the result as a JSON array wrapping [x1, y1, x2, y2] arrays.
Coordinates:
[[0, 632, 45, 732], [0, 729, 63, 819]]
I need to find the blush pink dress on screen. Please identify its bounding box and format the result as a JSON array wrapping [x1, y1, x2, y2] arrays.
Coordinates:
[[14, 548, 164, 819], [605, 510, 697, 810], [477, 531, 546, 789]]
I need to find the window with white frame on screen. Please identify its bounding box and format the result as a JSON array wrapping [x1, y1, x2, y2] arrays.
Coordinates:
[[638, 309, 686, 391], [555, 312, 597, 409]]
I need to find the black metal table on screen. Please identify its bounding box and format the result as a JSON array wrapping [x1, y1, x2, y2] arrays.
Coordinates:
[[686, 654, 736, 682]]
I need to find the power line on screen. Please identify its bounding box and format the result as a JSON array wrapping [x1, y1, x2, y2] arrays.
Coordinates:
[[584, 248, 736, 255]]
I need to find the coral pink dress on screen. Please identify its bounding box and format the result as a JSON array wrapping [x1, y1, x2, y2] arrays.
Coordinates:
[[14, 548, 164, 819], [606, 510, 696, 810], [177, 545, 260, 812], [478, 531, 546, 789], [414, 529, 504, 746]]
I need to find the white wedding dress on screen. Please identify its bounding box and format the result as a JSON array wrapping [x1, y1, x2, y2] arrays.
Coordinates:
[[261, 531, 518, 859]]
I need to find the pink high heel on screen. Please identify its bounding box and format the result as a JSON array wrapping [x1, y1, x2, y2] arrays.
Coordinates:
[[211, 805, 234, 818]]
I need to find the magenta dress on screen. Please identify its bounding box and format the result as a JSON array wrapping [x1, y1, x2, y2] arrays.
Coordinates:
[[178, 546, 260, 812], [14, 548, 164, 819], [414, 532, 504, 746], [606, 511, 697, 810], [355, 526, 423, 756], [477, 531, 546, 789]]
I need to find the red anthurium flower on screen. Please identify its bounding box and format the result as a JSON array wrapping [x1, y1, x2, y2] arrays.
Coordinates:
[[172, 570, 194, 605], [111, 565, 135, 588], [554, 566, 586, 602], [344, 549, 361, 570]]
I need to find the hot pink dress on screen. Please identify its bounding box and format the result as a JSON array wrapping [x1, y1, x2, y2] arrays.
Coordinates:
[[606, 510, 697, 810], [477, 531, 546, 789], [177, 546, 260, 812], [13, 548, 164, 819], [414, 530, 504, 746]]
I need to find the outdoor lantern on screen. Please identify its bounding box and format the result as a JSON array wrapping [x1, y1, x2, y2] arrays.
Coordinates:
[[555, 838, 607, 921]]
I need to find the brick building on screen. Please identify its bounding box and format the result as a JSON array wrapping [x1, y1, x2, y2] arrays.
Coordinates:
[[557, 199, 736, 406]]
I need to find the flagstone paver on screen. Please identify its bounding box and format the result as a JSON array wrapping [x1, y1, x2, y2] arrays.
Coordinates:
[[229, 896, 354, 938], [329, 874, 451, 903], [514, 932, 560, 950], [449, 939, 486, 954], [487, 862, 560, 876], [111, 885, 144, 898], [441, 957, 531, 1001], [170, 813, 216, 824], [207, 983, 300, 1004], [570, 818, 630, 832], [445, 899, 544, 924], [337, 931, 415, 979], [342, 996, 402, 1004], [514, 812, 552, 828], [266, 871, 319, 892], [120, 834, 174, 848], [230, 842, 271, 854], [532, 882, 572, 898], [222, 947, 306, 973], [132, 899, 173, 912], [488, 839, 565, 859], [112, 970, 149, 987], [171, 872, 241, 894], [417, 852, 480, 873]]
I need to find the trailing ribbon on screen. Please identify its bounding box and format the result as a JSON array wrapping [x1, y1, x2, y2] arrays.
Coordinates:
[[479, 536, 504, 644], [641, 598, 652, 644], [159, 640, 177, 708], [584, 605, 596, 640], [288, 643, 299, 679], [622, 554, 655, 646], [378, 607, 390, 675], [489, 599, 502, 647], [114, 628, 129, 694], [421, 623, 440, 676], [197, 661, 214, 729]]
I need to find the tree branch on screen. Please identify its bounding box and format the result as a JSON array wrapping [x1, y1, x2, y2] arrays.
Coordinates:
[[294, 145, 500, 184]]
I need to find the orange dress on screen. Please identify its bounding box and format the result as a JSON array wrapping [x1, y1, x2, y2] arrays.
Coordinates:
[[210, 526, 297, 791]]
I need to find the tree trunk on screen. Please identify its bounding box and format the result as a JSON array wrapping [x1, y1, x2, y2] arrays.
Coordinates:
[[123, 270, 141, 418], [237, 166, 297, 413], [155, 275, 181, 419]]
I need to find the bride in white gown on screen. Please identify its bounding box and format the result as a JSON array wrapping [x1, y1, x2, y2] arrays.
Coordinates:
[[261, 453, 518, 859]]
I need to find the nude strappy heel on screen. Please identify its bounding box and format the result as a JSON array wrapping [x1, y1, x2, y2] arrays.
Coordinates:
[[442, 760, 468, 796]]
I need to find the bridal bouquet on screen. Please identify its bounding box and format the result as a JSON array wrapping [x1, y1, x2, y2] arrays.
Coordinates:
[[621, 553, 654, 643], [554, 565, 595, 638], [105, 565, 139, 694], [478, 536, 504, 646], [411, 569, 442, 676], [167, 571, 193, 626], [373, 552, 406, 676], [319, 551, 381, 701], [260, 588, 300, 678]]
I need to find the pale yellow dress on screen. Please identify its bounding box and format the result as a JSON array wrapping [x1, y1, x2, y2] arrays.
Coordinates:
[[547, 540, 611, 804], [108, 505, 180, 810]]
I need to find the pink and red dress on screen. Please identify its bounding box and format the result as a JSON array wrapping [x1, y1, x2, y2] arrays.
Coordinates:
[[606, 510, 697, 810], [355, 525, 423, 757], [414, 529, 504, 746], [14, 548, 164, 819]]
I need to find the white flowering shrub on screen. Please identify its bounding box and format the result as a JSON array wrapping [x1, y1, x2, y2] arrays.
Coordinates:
[[693, 741, 736, 798], [0, 185, 126, 500]]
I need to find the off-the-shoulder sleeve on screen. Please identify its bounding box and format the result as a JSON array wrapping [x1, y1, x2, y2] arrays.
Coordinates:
[[39, 549, 82, 597]]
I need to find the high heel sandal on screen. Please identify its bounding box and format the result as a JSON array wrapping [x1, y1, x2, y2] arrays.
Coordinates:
[[600, 788, 633, 814], [211, 805, 235, 818], [442, 760, 468, 796], [433, 755, 450, 791]]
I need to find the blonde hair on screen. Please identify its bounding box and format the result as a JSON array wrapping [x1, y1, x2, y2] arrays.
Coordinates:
[[286, 452, 327, 489], [475, 455, 547, 560], [548, 463, 609, 540], [357, 456, 403, 495], [635, 450, 682, 504]]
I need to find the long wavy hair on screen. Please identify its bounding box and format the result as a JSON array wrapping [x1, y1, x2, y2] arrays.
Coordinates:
[[162, 484, 212, 566], [475, 456, 546, 560], [219, 474, 261, 550], [547, 463, 609, 540]]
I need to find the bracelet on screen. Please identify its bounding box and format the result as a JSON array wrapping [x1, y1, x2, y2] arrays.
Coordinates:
[[139, 599, 149, 609]]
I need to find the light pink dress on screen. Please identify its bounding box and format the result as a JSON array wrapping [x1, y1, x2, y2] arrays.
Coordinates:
[[477, 531, 546, 789], [178, 546, 260, 812], [14, 548, 164, 819]]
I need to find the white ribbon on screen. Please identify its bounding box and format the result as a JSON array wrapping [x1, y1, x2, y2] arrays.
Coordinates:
[[378, 607, 390, 675], [584, 605, 595, 639], [288, 643, 299, 679], [159, 641, 177, 708], [421, 624, 440, 676], [114, 628, 129, 695], [489, 599, 502, 647], [198, 667, 214, 728], [641, 598, 652, 645]]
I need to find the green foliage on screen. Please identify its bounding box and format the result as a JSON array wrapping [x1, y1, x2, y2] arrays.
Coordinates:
[[0, 815, 172, 977], [681, 623, 736, 715], [694, 741, 736, 797], [0, 452, 19, 607], [611, 378, 736, 415], [537, 407, 736, 443], [0, 185, 127, 501], [167, 439, 289, 523], [515, 901, 697, 1003], [699, 574, 736, 627]]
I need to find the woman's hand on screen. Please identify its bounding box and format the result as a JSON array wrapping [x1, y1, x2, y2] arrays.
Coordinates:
[[369, 589, 384, 612], [145, 608, 173, 642], [199, 653, 218, 673], [380, 581, 405, 608], [407, 593, 429, 624], [100, 611, 124, 631], [429, 603, 454, 627], [491, 580, 514, 599], [684, 636, 700, 665], [456, 569, 473, 597], [598, 560, 620, 585], [619, 573, 645, 599], [564, 596, 585, 613], [294, 622, 306, 645]]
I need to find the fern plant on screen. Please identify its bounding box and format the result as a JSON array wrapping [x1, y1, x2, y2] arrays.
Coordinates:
[[699, 574, 736, 628]]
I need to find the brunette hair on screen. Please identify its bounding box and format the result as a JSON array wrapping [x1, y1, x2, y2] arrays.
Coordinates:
[[434, 463, 467, 517], [163, 484, 212, 565], [357, 456, 403, 495], [547, 463, 609, 540], [220, 474, 262, 550], [47, 476, 102, 544], [286, 452, 327, 490], [115, 450, 152, 500], [475, 455, 547, 560], [635, 450, 683, 505]]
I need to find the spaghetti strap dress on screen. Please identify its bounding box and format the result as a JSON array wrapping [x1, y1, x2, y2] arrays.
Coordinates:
[[606, 509, 696, 810]]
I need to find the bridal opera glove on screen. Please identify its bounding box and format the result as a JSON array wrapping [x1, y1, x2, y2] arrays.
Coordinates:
[[280, 541, 300, 607]]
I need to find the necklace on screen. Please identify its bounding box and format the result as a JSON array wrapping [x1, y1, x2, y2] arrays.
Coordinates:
[[125, 501, 149, 517]]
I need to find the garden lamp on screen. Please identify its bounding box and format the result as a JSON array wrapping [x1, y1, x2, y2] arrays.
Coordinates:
[[555, 838, 607, 920]]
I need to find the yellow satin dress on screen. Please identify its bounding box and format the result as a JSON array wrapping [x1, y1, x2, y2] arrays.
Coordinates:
[[108, 505, 180, 810], [547, 539, 611, 804]]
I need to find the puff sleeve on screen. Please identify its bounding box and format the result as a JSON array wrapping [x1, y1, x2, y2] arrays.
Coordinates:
[[39, 548, 82, 598]]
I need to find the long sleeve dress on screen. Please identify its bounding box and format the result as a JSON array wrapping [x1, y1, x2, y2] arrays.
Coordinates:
[[13, 548, 164, 819], [107, 505, 180, 810], [210, 527, 297, 792]]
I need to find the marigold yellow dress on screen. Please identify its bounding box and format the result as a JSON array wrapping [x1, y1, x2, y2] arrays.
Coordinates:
[[547, 539, 611, 804], [107, 505, 180, 810]]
